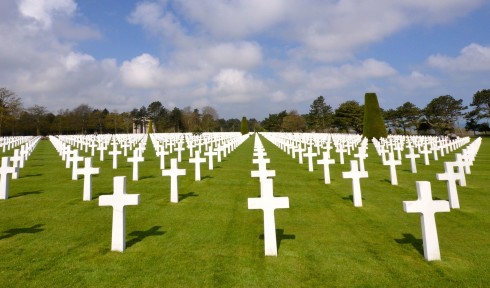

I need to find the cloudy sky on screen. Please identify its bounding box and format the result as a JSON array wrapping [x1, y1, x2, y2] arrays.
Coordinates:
[[0, 0, 489, 119]]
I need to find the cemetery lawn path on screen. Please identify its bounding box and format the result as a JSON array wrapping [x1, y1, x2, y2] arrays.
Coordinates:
[[0, 135, 489, 287]]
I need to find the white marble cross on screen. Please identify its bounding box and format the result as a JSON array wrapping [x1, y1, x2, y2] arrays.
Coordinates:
[[108, 144, 122, 169], [99, 176, 140, 252], [342, 160, 368, 207], [384, 152, 402, 185], [70, 150, 84, 180], [204, 149, 217, 170], [336, 145, 346, 165], [405, 147, 420, 174], [162, 158, 186, 203], [304, 146, 317, 172], [0, 157, 16, 200], [436, 162, 462, 209], [353, 148, 368, 172], [453, 154, 467, 187], [156, 146, 170, 170], [175, 143, 185, 162], [127, 149, 144, 181], [189, 151, 206, 181], [98, 144, 108, 161], [251, 161, 276, 184], [10, 149, 23, 179], [296, 145, 305, 164], [419, 145, 431, 166], [252, 157, 270, 171], [317, 152, 335, 184], [77, 157, 100, 201], [248, 178, 289, 256], [403, 181, 450, 261]]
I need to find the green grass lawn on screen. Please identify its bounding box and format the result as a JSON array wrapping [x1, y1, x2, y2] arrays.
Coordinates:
[[0, 134, 489, 287]]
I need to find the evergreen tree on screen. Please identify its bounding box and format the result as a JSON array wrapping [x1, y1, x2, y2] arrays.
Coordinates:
[[423, 95, 466, 134], [307, 96, 333, 132], [362, 93, 387, 139], [333, 101, 363, 133], [240, 116, 249, 135]]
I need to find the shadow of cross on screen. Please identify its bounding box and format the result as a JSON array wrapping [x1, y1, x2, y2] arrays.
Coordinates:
[[260, 229, 296, 251], [0, 224, 44, 240], [178, 192, 198, 202], [10, 190, 43, 199], [395, 233, 424, 257], [126, 226, 166, 248]]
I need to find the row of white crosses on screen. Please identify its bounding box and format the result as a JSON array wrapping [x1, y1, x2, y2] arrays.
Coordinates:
[[261, 132, 370, 207], [0, 136, 38, 153], [100, 132, 250, 251], [0, 136, 42, 200], [248, 133, 289, 256], [261, 132, 482, 261], [403, 136, 481, 262]]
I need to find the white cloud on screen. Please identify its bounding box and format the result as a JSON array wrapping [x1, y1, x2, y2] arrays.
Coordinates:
[[280, 59, 396, 92], [128, 1, 191, 46], [173, 41, 263, 70], [18, 0, 77, 29], [210, 69, 265, 103], [120, 54, 163, 88], [64, 52, 95, 71], [428, 43, 490, 71], [177, 0, 286, 38], [397, 71, 440, 90]]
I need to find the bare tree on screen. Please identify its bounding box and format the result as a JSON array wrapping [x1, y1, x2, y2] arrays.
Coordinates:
[[0, 87, 22, 135], [27, 105, 48, 135]]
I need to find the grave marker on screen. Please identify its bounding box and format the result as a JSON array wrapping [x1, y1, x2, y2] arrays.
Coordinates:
[[248, 178, 289, 256], [0, 157, 16, 200], [189, 151, 206, 181], [162, 158, 186, 203], [127, 149, 144, 181], [342, 160, 368, 207], [77, 157, 100, 201], [317, 152, 335, 184], [405, 147, 420, 174], [384, 152, 401, 185], [99, 176, 140, 252], [403, 181, 450, 261], [436, 162, 462, 209]]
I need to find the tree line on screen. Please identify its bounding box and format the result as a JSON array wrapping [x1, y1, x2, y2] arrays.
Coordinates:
[[0, 87, 488, 136], [262, 90, 490, 135]]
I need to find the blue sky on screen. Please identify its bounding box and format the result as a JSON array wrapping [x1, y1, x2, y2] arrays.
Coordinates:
[[0, 0, 489, 119]]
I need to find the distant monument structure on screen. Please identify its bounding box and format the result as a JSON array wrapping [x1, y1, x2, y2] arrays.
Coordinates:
[[132, 117, 155, 134]]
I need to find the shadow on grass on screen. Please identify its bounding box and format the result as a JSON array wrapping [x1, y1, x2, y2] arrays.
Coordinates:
[[23, 173, 43, 177], [0, 224, 44, 240], [380, 179, 392, 184], [179, 192, 198, 201], [140, 175, 156, 180], [126, 226, 166, 248], [342, 195, 365, 202], [10, 190, 43, 199], [201, 175, 214, 180], [259, 229, 296, 250], [395, 233, 424, 257]]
